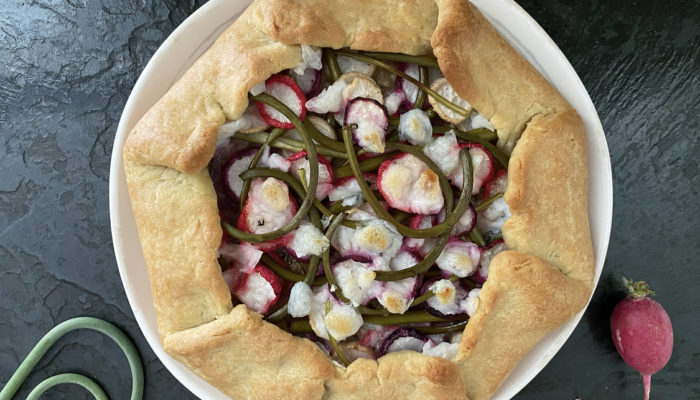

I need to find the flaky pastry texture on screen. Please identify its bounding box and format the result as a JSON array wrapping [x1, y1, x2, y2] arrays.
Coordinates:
[[123, 1, 595, 399]]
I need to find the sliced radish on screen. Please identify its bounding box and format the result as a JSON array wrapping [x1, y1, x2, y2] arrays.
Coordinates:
[[476, 196, 510, 236], [398, 109, 433, 146], [428, 77, 472, 124], [423, 132, 462, 186], [462, 143, 495, 195], [333, 259, 381, 306], [457, 109, 495, 132], [229, 264, 281, 314], [306, 79, 347, 114], [402, 214, 439, 256], [237, 177, 298, 251], [285, 115, 337, 142], [423, 132, 494, 194], [293, 67, 322, 97], [309, 285, 363, 341], [337, 341, 376, 362], [451, 204, 477, 236], [377, 153, 444, 215], [422, 278, 470, 320], [345, 97, 389, 153], [483, 169, 508, 199], [224, 147, 257, 201], [384, 89, 406, 116], [473, 239, 506, 284], [307, 73, 382, 124], [259, 145, 291, 173], [328, 174, 378, 207], [377, 328, 428, 357], [333, 73, 384, 120], [337, 55, 376, 76], [359, 325, 396, 349], [219, 242, 263, 274], [288, 150, 334, 200], [330, 209, 403, 269], [397, 63, 421, 109], [378, 250, 422, 314], [217, 104, 269, 146], [422, 340, 460, 360], [255, 74, 307, 129], [334, 72, 384, 125], [435, 238, 481, 278], [292, 44, 322, 75]]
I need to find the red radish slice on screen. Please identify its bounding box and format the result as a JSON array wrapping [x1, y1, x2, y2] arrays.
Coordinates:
[[377, 153, 444, 215], [428, 77, 472, 124], [335, 73, 385, 125], [421, 278, 470, 320], [483, 169, 508, 199], [402, 214, 439, 256], [476, 196, 510, 235], [219, 242, 263, 274], [306, 79, 347, 114], [384, 89, 406, 116], [423, 133, 494, 194], [329, 174, 378, 207], [378, 250, 422, 314], [451, 204, 477, 236], [288, 150, 334, 200], [337, 341, 376, 363], [397, 63, 420, 108], [458, 109, 495, 132], [435, 238, 481, 277], [229, 264, 281, 314], [337, 55, 376, 76], [293, 67, 322, 97], [473, 239, 505, 284], [359, 325, 396, 349], [238, 104, 270, 134], [330, 209, 403, 268], [345, 97, 389, 153], [377, 328, 428, 357], [332, 259, 381, 306], [210, 143, 249, 220], [218, 105, 270, 146], [255, 74, 307, 129], [237, 177, 298, 251], [398, 109, 433, 146], [460, 143, 494, 194], [224, 147, 257, 201]]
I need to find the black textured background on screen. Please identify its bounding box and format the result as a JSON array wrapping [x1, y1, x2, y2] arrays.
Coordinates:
[[0, 0, 698, 399]]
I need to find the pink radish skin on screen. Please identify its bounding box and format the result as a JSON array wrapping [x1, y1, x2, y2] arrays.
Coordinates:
[[256, 74, 307, 129], [610, 278, 673, 400]]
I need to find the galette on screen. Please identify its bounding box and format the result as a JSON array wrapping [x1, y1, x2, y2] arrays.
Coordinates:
[[123, 0, 595, 399]]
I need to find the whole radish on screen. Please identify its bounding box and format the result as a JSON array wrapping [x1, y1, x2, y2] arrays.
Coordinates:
[[610, 278, 673, 400]]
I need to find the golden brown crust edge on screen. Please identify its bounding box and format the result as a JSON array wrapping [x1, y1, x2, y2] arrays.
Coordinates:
[[122, 0, 595, 399]]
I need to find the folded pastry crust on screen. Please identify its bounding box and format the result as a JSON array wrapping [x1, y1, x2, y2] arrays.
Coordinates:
[[123, 1, 595, 399]]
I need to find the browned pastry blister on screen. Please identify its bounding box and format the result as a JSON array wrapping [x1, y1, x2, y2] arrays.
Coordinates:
[[123, 1, 595, 399]]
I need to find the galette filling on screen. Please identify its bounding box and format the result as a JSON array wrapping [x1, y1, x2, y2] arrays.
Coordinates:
[[210, 47, 511, 365]]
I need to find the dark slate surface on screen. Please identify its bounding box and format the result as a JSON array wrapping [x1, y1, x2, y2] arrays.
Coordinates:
[[0, 0, 697, 399]]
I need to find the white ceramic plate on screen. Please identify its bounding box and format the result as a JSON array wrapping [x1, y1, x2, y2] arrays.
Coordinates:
[[110, 0, 612, 398]]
